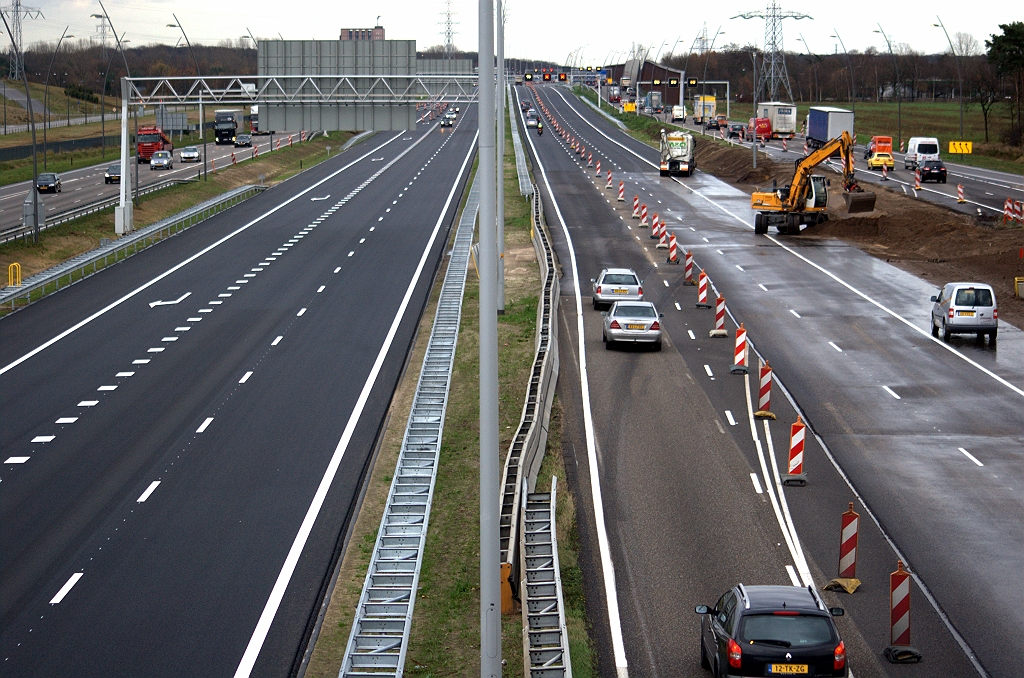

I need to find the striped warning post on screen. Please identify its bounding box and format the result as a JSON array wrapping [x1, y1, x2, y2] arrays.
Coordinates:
[[1004, 198, 1014, 223], [596, 159, 601, 175], [899, 139, 904, 153], [782, 415, 807, 485], [683, 251, 695, 285], [709, 296, 728, 337], [696, 270, 712, 308], [782, 139, 788, 153], [754, 361, 775, 419], [288, 135, 294, 146], [657, 226, 669, 249], [632, 195, 640, 217], [276, 138, 281, 150], [667, 233, 679, 263], [587, 152, 593, 167], [650, 214, 659, 239], [730, 323, 749, 374], [606, 171, 613, 189], [1016, 200, 1024, 223], [640, 204, 649, 227], [231, 152, 236, 165], [883, 561, 921, 663], [881, 163, 889, 181], [838, 503, 860, 579], [957, 184, 966, 203], [914, 169, 921, 190], [803, 141, 809, 155], [618, 181, 625, 201], [301, 130, 307, 142]]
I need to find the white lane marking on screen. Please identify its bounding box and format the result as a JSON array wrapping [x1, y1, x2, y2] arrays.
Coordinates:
[[208, 301, 223, 305], [317, 286, 325, 293], [297, 308, 306, 317], [133, 359, 150, 364], [187, 317, 202, 322], [78, 400, 98, 407], [369, 227, 375, 232], [828, 341, 843, 353], [703, 237, 709, 242], [32, 435, 55, 443], [958, 447, 984, 467], [6, 456, 30, 464], [688, 330, 696, 340], [674, 302, 682, 311], [716, 249, 724, 255], [148, 292, 191, 308], [56, 417, 78, 424], [49, 572, 83, 604], [199, 309, 213, 313], [662, 280, 669, 287], [334, 267, 341, 273], [196, 417, 214, 433], [359, 238, 366, 244], [736, 265, 744, 272], [219, 293, 232, 298], [240, 371, 253, 384], [725, 410, 737, 426], [0, 133, 408, 378], [516, 92, 630, 678], [758, 284, 768, 292], [786, 565, 801, 587], [761, 419, 813, 587], [882, 385, 901, 400], [175, 326, 191, 331], [244, 274, 256, 278], [750, 473, 764, 494], [162, 336, 178, 342], [789, 309, 801, 318], [147, 348, 164, 353], [348, 251, 355, 257], [704, 364, 714, 377], [137, 481, 161, 503], [115, 371, 135, 377], [232, 129, 478, 678], [271, 336, 282, 346], [97, 385, 117, 391]]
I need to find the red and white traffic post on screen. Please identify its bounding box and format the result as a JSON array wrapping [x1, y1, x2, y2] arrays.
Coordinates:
[[587, 152, 593, 167], [667, 233, 679, 263], [709, 296, 728, 337], [696, 270, 712, 308], [632, 195, 641, 218], [884, 561, 922, 663], [231, 152, 236, 165], [914, 168, 922, 190], [957, 184, 966, 203], [618, 181, 625, 201], [730, 323, 749, 374], [640, 204, 649, 227], [782, 139, 788, 153], [650, 214, 660, 239], [595, 159, 601, 175], [657, 226, 669, 249], [838, 502, 860, 580], [782, 415, 807, 485], [754, 360, 775, 419], [683, 250, 695, 285]]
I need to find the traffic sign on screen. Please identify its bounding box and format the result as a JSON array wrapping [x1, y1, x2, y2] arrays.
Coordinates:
[[668, 78, 679, 87], [623, 102, 637, 112], [949, 141, 973, 154], [687, 78, 698, 87], [652, 78, 662, 86]]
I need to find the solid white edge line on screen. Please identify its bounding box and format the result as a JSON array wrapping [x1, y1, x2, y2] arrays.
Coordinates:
[[232, 129, 479, 678], [519, 86, 630, 676], [785, 565, 801, 587], [750, 473, 763, 494], [137, 480, 161, 503], [1, 132, 408, 377], [49, 572, 83, 604], [196, 417, 214, 433], [763, 419, 813, 587], [958, 447, 984, 467]]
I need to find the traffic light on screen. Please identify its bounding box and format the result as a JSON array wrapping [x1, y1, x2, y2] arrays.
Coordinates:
[[652, 78, 662, 86], [525, 73, 534, 82], [586, 66, 592, 72], [687, 78, 698, 87], [543, 72, 551, 81], [558, 73, 567, 82], [669, 78, 679, 87]]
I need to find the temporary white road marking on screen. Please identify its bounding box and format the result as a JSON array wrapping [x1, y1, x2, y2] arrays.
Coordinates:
[[704, 364, 714, 377], [240, 371, 253, 384], [688, 330, 696, 340], [147, 348, 164, 353], [32, 435, 55, 443], [334, 267, 341, 273], [115, 371, 135, 377], [829, 342, 843, 353], [56, 417, 78, 424], [789, 309, 801, 318], [187, 317, 202, 322], [272, 336, 282, 346], [49, 573, 83, 604], [750, 473, 764, 494], [78, 400, 98, 407], [148, 292, 191, 308], [6, 456, 30, 464], [233, 128, 479, 678], [348, 251, 354, 257], [162, 337, 178, 342], [196, 417, 214, 433], [317, 286, 325, 293], [958, 447, 984, 467], [674, 302, 682, 311], [97, 385, 117, 391], [882, 385, 901, 400], [297, 308, 306, 317], [133, 359, 150, 364], [758, 284, 768, 292], [725, 410, 737, 426], [786, 565, 801, 587], [137, 481, 161, 503], [175, 326, 191, 331], [736, 265, 745, 271]]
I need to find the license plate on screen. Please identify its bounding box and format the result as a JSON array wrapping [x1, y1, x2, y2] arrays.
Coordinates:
[[626, 324, 645, 330], [958, 310, 976, 317], [613, 288, 629, 294], [769, 665, 808, 675]]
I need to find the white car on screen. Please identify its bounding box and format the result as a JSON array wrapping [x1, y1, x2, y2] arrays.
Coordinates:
[[149, 150, 173, 170], [180, 146, 200, 162]]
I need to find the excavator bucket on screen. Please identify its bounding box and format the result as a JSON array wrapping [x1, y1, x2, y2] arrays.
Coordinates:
[[843, 191, 877, 213]]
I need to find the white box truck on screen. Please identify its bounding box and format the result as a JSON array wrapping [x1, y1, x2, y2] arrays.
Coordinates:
[[806, 106, 854, 149], [758, 101, 797, 139], [692, 95, 716, 124]]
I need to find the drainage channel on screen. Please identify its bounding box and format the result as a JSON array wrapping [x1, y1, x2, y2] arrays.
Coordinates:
[[338, 175, 479, 677]]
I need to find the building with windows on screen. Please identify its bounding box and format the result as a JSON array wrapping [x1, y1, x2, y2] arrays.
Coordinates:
[[339, 25, 385, 41]]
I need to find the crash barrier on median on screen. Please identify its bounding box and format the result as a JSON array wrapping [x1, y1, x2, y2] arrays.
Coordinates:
[[499, 181, 560, 611], [884, 561, 923, 664], [338, 176, 479, 677], [0, 184, 267, 312], [520, 477, 572, 677], [508, 85, 535, 197], [782, 415, 808, 485]]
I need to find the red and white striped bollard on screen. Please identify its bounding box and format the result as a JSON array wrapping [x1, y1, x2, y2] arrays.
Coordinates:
[[587, 152, 593, 167], [914, 168, 921, 190], [709, 296, 728, 337], [606, 171, 613, 189], [596, 159, 601, 175], [683, 251, 695, 285], [632, 195, 640, 218], [884, 561, 921, 663], [730, 323, 749, 374], [656, 226, 669, 249], [754, 361, 775, 418], [838, 502, 860, 580], [782, 139, 788, 152], [696, 270, 712, 308], [957, 184, 965, 203], [881, 163, 889, 181], [640, 204, 649, 227], [667, 233, 679, 263], [650, 213, 659, 239], [618, 181, 625, 201], [782, 415, 807, 485]]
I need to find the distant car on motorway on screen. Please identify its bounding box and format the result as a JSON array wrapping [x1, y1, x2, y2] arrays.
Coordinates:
[[149, 150, 173, 170], [525, 113, 539, 128], [930, 282, 998, 342], [440, 116, 453, 127], [919, 159, 947, 183], [866, 152, 895, 171], [727, 123, 746, 139], [234, 134, 252, 147], [180, 146, 200, 162], [602, 301, 663, 350], [36, 172, 61, 193], [591, 268, 642, 310], [104, 163, 121, 184], [696, 584, 848, 678], [704, 119, 720, 131], [444, 110, 457, 121], [671, 105, 686, 122]]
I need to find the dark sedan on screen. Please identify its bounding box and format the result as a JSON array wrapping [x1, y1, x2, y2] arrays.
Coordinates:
[[727, 123, 746, 139], [104, 164, 121, 184], [36, 172, 61, 193], [920, 159, 947, 183]]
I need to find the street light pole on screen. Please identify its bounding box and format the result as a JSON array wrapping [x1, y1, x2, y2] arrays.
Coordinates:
[[700, 27, 723, 127], [496, 0, 505, 314], [830, 30, 855, 113], [168, 15, 206, 180], [875, 25, 901, 152], [933, 16, 963, 141], [797, 35, 817, 102], [43, 27, 72, 171], [0, 11, 41, 241]]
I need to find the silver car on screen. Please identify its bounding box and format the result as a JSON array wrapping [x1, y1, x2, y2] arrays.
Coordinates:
[[591, 268, 643, 310], [930, 282, 998, 342], [150, 150, 173, 170], [180, 146, 200, 162], [525, 113, 539, 128], [602, 301, 663, 350]]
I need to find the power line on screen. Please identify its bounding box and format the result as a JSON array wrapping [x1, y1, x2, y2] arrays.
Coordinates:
[[732, 0, 810, 102], [1, 0, 44, 80]]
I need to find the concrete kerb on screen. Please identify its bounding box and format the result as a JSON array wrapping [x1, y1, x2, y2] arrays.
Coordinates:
[[340, 130, 375, 152]]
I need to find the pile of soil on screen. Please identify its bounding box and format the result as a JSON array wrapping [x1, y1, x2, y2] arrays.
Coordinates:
[[696, 139, 1024, 329]]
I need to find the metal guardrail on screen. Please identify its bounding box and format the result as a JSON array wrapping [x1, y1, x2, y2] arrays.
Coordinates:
[[520, 477, 572, 677], [499, 182, 559, 592], [0, 183, 266, 311], [508, 84, 534, 197], [338, 176, 479, 677]]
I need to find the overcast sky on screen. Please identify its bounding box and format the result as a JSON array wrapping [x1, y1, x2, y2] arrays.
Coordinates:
[[14, 0, 1022, 66]]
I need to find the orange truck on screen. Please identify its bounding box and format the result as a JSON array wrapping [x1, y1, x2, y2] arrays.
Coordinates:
[[136, 126, 173, 163], [748, 117, 772, 140], [864, 135, 892, 160]]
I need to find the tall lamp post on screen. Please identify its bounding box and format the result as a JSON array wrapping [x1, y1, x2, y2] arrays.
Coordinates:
[[933, 16, 963, 141], [874, 25, 901, 152], [97, 35, 127, 160], [97, 0, 137, 232], [496, 0, 506, 313], [42, 28, 73, 170], [796, 35, 817, 102], [829, 30, 855, 112], [0, 13, 41, 241], [700, 27, 724, 127], [168, 15, 206, 181]]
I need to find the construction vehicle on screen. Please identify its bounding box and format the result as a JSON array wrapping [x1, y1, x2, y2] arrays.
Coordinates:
[[751, 131, 876, 234], [659, 128, 695, 176]]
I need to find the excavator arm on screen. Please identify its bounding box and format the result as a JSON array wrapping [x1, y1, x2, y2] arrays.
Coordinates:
[[781, 131, 860, 209]]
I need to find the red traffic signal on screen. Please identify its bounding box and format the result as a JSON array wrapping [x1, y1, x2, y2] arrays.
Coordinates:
[[543, 72, 551, 81], [558, 73, 567, 82]]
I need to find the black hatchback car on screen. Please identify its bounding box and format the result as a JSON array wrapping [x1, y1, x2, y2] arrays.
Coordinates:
[[36, 172, 62, 193], [920, 159, 947, 183], [727, 123, 746, 139], [697, 584, 848, 677]]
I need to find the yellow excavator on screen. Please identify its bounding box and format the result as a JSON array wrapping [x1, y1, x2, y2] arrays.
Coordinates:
[[751, 131, 876, 234]]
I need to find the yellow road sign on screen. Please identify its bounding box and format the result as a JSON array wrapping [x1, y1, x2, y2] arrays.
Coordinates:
[[623, 102, 637, 112], [949, 141, 973, 154]]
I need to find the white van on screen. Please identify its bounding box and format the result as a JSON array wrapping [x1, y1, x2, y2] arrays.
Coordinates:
[[904, 137, 940, 170], [671, 105, 686, 122]]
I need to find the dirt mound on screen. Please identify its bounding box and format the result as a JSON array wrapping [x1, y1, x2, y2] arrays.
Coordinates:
[[694, 137, 791, 185]]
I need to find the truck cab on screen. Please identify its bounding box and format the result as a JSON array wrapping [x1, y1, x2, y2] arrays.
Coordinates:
[[136, 127, 172, 163]]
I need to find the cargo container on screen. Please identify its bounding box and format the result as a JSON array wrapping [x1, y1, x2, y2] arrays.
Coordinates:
[[806, 106, 854, 149], [758, 101, 797, 139], [692, 95, 716, 124]]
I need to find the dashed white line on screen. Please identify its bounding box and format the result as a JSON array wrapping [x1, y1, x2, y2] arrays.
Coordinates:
[[78, 400, 99, 407], [97, 385, 117, 391], [725, 410, 737, 426], [789, 309, 801, 318], [115, 371, 135, 377], [49, 573, 83, 604], [147, 348, 164, 353], [736, 265, 745, 272], [317, 285, 325, 293], [674, 302, 682, 311], [882, 385, 901, 400], [219, 293, 232, 298], [133, 359, 150, 364], [750, 473, 764, 494], [208, 301, 223, 305], [688, 330, 696, 340], [758, 284, 768, 292], [704, 364, 714, 377], [137, 481, 161, 503], [662, 280, 669, 287], [196, 417, 214, 433], [31, 435, 55, 443], [240, 371, 253, 384], [297, 308, 307, 316], [958, 447, 984, 466], [348, 251, 355, 257], [162, 337, 178, 342], [187, 317, 202, 322], [175, 326, 191, 331], [334, 267, 341, 273], [6, 456, 30, 464], [272, 336, 283, 346], [56, 417, 78, 424], [828, 341, 843, 353]]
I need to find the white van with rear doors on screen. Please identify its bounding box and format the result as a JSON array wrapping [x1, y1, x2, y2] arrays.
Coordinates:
[[904, 136, 940, 170]]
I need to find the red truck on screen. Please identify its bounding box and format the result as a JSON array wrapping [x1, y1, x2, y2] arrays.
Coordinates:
[[747, 117, 772, 141], [136, 126, 173, 163]]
